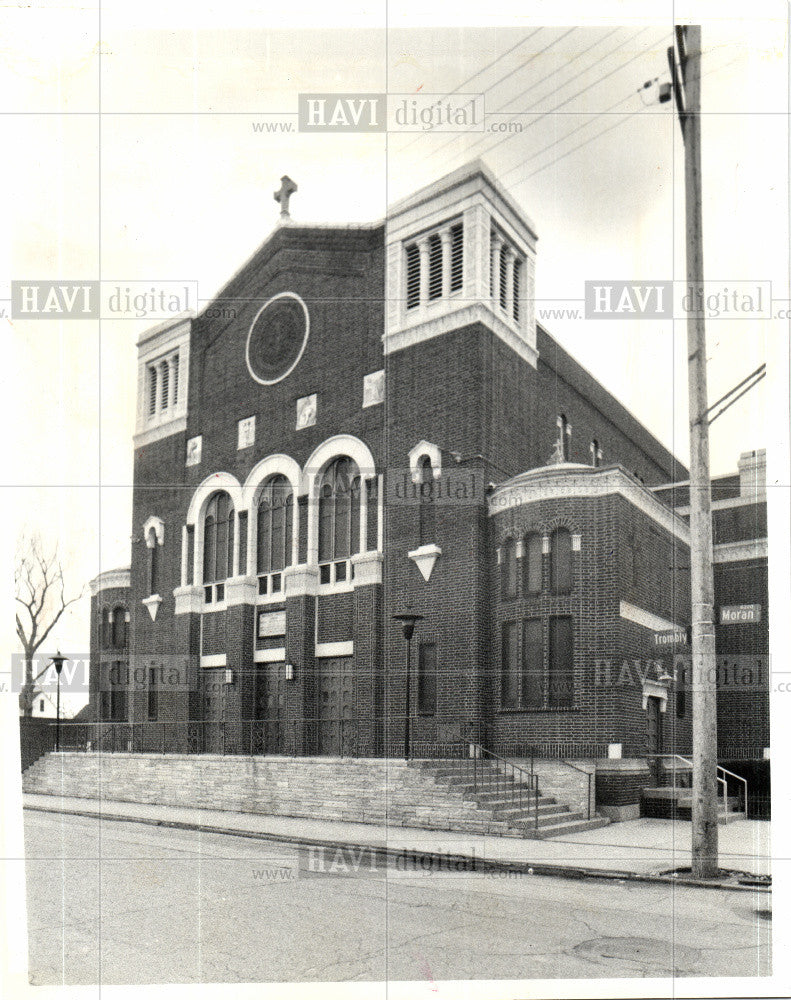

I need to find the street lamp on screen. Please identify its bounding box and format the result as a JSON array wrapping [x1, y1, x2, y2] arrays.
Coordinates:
[[392, 613, 423, 760], [49, 651, 68, 752]]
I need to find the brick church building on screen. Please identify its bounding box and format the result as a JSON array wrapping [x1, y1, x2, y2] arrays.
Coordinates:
[[88, 160, 769, 816]]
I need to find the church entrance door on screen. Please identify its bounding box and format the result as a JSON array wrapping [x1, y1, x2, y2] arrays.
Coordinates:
[[317, 656, 354, 755]]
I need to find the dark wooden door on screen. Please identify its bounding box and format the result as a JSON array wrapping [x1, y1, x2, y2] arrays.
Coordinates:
[[317, 657, 354, 755], [201, 669, 226, 753], [255, 663, 286, 753], [646, 695, 663, 784]]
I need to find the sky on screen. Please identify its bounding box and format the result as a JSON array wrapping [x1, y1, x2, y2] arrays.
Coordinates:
[[2, 1, 788, 710]]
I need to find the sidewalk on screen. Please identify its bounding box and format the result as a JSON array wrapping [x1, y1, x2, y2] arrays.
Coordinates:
[[23, 792, 771, 890]]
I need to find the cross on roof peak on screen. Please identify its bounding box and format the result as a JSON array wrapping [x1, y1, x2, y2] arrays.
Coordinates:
[[273, 175, 297, 220]]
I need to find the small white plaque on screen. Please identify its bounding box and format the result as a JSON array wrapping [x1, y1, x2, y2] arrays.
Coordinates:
[[237, 415, 256, 450], [186, 435, 202, 467], [362, 369, 385, 408], [296, 393, 317, 430], [258, 610, 286, 638]]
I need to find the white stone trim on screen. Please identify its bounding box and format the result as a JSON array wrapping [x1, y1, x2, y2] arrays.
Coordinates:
[[620, 600, 684, 635], [89, 567, 130, 596], [141, 594, 162, 621], [283, 564, 320, 598], [254, 648, 286, 664], [134, 316, 190, 441], [258, 610, 286, 638], [384, 301, 538, 368], [408, 440, 442, 482], [245, 291, 309, 386], [351, 551, 383, 586], [134, 415, 188, 449], [224, 574, 257, 606], [713, 539, 768, 563], [242, 454, 302, 572], [489, 464, 690, 544], [142, 515, 165, 547], [315, 641, 353, 658], [642, 679, 669, 712], [673, 493, 766, 516], [408, 544, 442, 582], [173, 584, 204, 615], [302, 435, 377, 564], [200, 653, 227, 668]]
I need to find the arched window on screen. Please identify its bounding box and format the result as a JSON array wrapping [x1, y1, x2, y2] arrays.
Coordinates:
[[501, 538, 518, 599], [318, 457, 360, 582], [550, 527, 573, 594], [112, 606, 127, 648], [203, 491, 234, 600], [523, 532, 543, 595], [257, 476, 294, 594], [146, 526, 158, 595], [101, 608, 111, 647], [418, 456, 436, 545]]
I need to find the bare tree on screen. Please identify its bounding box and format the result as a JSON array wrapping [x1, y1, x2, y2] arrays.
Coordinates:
[[15, 534, 84, 716]]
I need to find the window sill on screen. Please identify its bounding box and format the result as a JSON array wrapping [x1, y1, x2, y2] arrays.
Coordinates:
[[498, 706, 580, 714]]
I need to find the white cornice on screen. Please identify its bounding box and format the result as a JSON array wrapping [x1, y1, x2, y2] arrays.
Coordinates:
[[90, 567, 131, 596], [488, 464, 690, 544], [384, 301, 538, 368], [714, 539, 768, 563], [673, 493, 766, 516], [620, 601, 684, 634]]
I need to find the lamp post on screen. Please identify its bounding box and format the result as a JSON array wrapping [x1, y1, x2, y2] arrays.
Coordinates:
[[392, 613, 423, 759], [50, 651, 67, 752]]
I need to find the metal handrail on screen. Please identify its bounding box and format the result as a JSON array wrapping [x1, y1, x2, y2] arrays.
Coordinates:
[[526, 748, 594, 820], [468, 743, 541, 831], [645, 753, 747, 820]]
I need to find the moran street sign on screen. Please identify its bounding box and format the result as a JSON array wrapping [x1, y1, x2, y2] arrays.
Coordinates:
[[719, 604, 761, 624]]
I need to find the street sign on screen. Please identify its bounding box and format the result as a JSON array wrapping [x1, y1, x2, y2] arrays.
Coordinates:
[[654, 629, 688, 647], [719, 604, 761, 624]]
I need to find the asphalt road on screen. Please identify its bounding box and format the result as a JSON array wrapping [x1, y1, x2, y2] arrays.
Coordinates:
[[23, 809, 771, 985]]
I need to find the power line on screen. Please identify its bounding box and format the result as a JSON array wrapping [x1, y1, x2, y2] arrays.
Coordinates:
[[497, 52, 743, 191], [443, 27, 663, 175], [418, 26, 621, 165], [397, 27, 545, 153]]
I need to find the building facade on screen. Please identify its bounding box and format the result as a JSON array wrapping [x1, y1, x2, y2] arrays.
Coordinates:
[[88, 161, 768, 811]]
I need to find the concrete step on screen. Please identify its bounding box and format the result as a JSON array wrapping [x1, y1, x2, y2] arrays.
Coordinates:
[[517, 816, 611, 838]]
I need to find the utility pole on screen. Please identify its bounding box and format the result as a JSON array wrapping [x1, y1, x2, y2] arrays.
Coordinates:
[[669, 24, 719, 877]]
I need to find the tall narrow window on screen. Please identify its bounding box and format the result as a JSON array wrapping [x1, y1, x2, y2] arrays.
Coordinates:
[[203, 491, 234, 585], [147, 666, 159, 720], [171, 353, 180, 405], [417, 642, 437, 714], [428, 233, 443, 300], [524, 532, 543, 595], [449, 222, 463, 292], [548, 616, 574, 707], [148, 367, 158, 417], [550, 528, 573, 594], [405, 243, 420, 310], [556, 414, 570, 461], [522, 619, 543, 707], [418, 456, 435, 545], [318, 457, 361, 565], [501, 622, 519, 709], [112, 606, 127, 648], [501, 538, 518, 599], [499, 244, 508, 310], [590, 439, 602, 468], [147, 527, 158, 595], [257, 476, 294, 575], [101, 608, 111, 647], [160, 360, 170, 410], [512, 257, 522, 322]]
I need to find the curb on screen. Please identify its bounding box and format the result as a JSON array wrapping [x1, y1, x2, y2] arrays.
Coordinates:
[[23, 803, 769, 893]]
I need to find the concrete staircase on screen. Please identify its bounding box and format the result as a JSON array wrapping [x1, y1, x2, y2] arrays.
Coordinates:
[[23, 752, 609, 839], [641, 787, 747, 823], [413, 759, 610, 838]]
